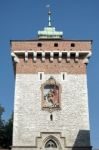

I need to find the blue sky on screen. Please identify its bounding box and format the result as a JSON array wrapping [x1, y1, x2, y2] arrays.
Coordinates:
[[0, 0, 99, 148]]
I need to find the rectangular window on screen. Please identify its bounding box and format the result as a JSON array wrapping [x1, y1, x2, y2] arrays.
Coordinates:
[[54, 43, 58, 47], [40, 73, 42, 80], [38, 72, 44, 81], [37, 43, 42, 47], [61, 72, 67, 81], [63, 73, 65, 80]]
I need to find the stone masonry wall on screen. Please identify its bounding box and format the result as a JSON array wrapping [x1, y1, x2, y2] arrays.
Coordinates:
[[13, 73, 90, 148]]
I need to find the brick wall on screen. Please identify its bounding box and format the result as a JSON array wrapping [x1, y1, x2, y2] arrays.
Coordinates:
[[11, 40, 92, 52], [15, 58, 86, 74]]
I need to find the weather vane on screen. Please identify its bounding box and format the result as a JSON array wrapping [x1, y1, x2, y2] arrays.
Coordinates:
[[46, 4, 52, 27]]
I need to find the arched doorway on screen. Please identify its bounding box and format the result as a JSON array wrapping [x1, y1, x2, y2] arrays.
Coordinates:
[[43, 136, 61, 150], [45, 139, 57, 148]]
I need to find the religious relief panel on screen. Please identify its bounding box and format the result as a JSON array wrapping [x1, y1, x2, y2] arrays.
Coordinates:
[[41, 77, 61, 110], [44, 84, 59, 107]]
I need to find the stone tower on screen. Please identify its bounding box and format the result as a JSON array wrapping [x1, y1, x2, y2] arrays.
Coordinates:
[[11, 7, 92, 150]]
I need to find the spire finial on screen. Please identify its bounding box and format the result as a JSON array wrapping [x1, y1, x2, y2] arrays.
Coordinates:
[[46, 4, 51, 27], [38, 5, 63, 39]]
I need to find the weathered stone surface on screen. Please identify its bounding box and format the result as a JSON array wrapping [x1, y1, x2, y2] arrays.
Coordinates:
[[13, 73, 90, 149]]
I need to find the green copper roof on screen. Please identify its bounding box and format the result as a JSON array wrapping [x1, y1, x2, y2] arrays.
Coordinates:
[[38, 27, 63, 39], [37, 6, 63, 39]]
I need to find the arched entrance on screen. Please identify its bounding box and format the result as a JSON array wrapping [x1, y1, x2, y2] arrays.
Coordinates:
[[45, 139, 57, 148], [43, 136, 61, 150]]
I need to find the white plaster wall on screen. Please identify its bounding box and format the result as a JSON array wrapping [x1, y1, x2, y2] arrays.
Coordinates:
[[13, 73, 90, 147]]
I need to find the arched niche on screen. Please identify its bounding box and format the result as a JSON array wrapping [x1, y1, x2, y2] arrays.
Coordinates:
[[43, 135, 61, 150], [45, 139, 57, 148], [41, 76, 61, 111]]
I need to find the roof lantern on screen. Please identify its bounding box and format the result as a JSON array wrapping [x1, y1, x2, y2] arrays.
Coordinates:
[[38, 5, 63, 39]]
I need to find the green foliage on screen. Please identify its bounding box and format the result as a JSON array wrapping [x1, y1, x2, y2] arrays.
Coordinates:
[[0, 104, 4, 119], [0, 104, 13, 148], [4, 114, 13, 148], [0, 104, 5, 148]]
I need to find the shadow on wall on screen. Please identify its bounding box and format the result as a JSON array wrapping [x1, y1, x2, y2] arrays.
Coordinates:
[[72, 130, 92, 150]]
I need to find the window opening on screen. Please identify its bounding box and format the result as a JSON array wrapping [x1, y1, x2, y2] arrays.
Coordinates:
[[38, 72, 44, 80], [54, 43, 58, 47], [50, 114, 53, 121], [40, 73, 42, 80], [45, 139, 57, 148], [37, 43, 42, 47], [71, 43, 75, 47], [63, 73, 65, 80], [61, 72, 67, 81]]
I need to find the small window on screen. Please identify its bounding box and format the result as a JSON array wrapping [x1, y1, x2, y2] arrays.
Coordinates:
[[63, 74, 65, 80], [54, 43, 58, 47], [50, 114, 53, 121], [40, 73, 42, 80], [38, 72, 44, 80], [37, 43, 42, 47], [71, 43, 75, 47], [61, 72, 67, 81]]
